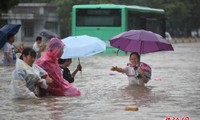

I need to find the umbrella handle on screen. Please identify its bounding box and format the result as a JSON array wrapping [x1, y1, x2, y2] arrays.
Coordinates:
[[78, 58, 82, 73], [78, 58, 80, 64], [117, 48, 120, 55]]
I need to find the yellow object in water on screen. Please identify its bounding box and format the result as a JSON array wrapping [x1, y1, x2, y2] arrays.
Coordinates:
[[125, 106, 139, 111]]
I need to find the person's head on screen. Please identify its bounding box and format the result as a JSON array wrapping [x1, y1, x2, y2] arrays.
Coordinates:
[[20, 47, 37, 66], [47, 37, 65, 58], [36, 36, 42, 44], [7, 34, 15, 43], [58, 58, 72, 67], [129, 52, 140, 67]]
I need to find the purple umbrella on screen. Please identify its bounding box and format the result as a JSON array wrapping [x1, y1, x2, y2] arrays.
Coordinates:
[[109, 30, 174, 54]]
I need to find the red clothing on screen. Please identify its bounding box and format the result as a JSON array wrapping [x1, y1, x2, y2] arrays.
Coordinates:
[[19, 47, 24, 53], [36, 38, 80, 96]]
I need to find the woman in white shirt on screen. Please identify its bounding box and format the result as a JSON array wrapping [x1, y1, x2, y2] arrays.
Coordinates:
[[111, 52, 151, 86], [11, 47, 52, 99]]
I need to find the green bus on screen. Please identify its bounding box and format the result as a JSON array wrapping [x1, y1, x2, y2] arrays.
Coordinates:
[[72, 4, 166, 53]]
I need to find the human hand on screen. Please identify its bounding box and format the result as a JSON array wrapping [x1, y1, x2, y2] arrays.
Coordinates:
[[136, 67, 145, 76], [111, 66, 118, 71], [45, 76, 53, 84], [33, 95, 40, 99], [8, 62, 14, 66], [77, 64, 82, 71], [38, 79, 48, 89]]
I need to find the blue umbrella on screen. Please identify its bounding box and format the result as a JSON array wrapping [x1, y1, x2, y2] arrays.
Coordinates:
[[61, 35, 106, 59], [0, 24, 21, 49]]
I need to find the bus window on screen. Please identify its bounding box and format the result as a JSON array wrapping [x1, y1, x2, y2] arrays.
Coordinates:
[[146, 18, 163, 35], [76, 9, 121, 27], [140, 17, 146, 29], [128, 12, 146, 30], [128, 11, 165, 36]]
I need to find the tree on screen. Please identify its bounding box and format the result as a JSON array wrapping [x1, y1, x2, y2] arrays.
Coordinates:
[[188, 0, 200, 36], [55, 0, 83, 37], [19, 0, 53, 2], [0, 0, 19, 14]]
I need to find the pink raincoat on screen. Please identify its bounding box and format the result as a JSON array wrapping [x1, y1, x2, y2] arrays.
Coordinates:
[[36, 38, 80, 96]]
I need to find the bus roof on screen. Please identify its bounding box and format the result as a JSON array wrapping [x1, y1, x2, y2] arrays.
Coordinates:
[[73, 4, 164, 14]]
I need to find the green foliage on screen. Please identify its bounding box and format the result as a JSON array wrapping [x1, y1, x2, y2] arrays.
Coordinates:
[[18, 0, 54, 3], [0, 0, 19, 13], [55, 0, 84, 37], [188, 0, 200, 30]]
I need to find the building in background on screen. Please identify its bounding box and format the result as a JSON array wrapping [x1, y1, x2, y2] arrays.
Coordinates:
[[0, 3, 60, 42]]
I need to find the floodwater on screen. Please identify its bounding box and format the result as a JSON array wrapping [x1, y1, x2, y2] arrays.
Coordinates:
[[0, 42, 200, 120]]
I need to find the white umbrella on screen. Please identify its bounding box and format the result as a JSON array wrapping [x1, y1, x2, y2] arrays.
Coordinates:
[[61, 35, 106, 59]]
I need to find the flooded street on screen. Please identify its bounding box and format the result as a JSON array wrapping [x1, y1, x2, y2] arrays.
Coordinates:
[[0, 42, 200, 120]]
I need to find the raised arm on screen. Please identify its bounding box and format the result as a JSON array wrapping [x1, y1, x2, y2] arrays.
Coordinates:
[[71, 64, 82, 78], [111, 66, 126, 73]]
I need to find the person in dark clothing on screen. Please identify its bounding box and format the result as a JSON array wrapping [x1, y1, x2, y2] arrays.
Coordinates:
[[58, 58, 82, 83]]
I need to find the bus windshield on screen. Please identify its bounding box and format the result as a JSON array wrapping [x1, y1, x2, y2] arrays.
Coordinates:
[[76, 9, 121, 26]]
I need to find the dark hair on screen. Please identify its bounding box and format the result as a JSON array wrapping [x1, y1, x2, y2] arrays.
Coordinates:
[[58, 58, 65, 64], [129, 52, 140, 61], [20, 47, 37, 60], [7, 34, 14, 41], [36, 36, 42, 41], [58, 58, 71, 64]]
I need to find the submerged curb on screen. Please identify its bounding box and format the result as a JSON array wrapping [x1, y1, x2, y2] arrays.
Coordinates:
[[170, 37, 200, 44]]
